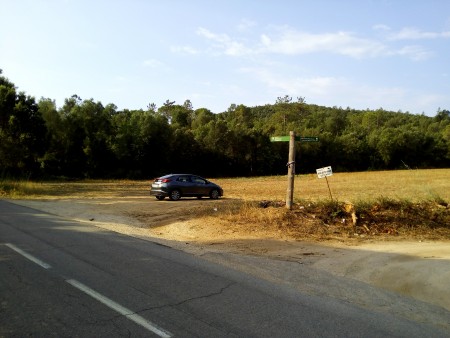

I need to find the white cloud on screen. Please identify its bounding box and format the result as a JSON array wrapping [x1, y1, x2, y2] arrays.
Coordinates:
[[197, 26, 389, 59], [240, 66, 443, 114], [193, 25, 439, 62], [196, 27, 251, 56], [374, 25, 450, 40], [195, 26, 390, 59], [142, 59, 165, 68], [170, 45, 199, 54], [373, 24, 391, 32], [240, 66, 347, 98], [392, 45, 434, 61], [260, 29, 386, 59], [142, 59, 173, 73], [237, 18, 257, 32], [387, 27, 450, 40]]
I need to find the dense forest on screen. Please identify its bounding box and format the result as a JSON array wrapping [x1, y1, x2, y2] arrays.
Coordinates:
[[1, 69, 449, 179]]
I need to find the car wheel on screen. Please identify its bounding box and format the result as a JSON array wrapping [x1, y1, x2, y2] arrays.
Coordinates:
[[169, 189, 181, 201], [209, 189, 220, 199], [156, 196, 165, 200]]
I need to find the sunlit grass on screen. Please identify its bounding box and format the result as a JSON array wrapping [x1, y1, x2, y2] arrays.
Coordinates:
[[213, 169, 450, 203], [0, 179, 149, 199], [1, 169, 449, 239], [1, 169, 449, 202], [0, 180, 49, 198], [202, 169, 450, 240]]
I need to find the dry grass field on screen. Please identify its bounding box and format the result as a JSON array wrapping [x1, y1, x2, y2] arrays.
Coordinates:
[[208, 169, 450, 241], [215, 169, 450, 202], [1, 168, 450, 241], [2, 168, 449, 201]]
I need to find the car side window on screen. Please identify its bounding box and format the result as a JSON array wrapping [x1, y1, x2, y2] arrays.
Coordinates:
[[177, 176, 190, 183], [191, 176, 206, 184]]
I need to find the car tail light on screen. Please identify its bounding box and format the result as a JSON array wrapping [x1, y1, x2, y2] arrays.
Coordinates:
[[161, 178, 171, 183]]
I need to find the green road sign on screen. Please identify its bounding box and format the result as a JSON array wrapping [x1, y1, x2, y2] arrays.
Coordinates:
[[270, 136, 290, 142], [297, 136, 319, 142], [271, 136, 319, 142]]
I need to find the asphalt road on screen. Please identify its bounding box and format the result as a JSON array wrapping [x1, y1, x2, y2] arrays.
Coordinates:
[[0, 200, 448, 337]]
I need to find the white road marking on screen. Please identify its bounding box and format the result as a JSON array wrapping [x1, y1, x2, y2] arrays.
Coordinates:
[[66, 279, 172, 338], [5, 243, 51, 269], [4, 244, 172, 336]]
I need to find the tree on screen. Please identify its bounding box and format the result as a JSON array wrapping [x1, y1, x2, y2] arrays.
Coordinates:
[[2, 69, 450, 178], [111, 109, 172, 178], [158, 100, 192, 128], [50, 96, 116, 177], [275, 95, 293, 104], [435, 109, 450, 122], [77, 99, 115, 177], [147, 102, 157, 113], [38, 98, 63, 176], [0, 74, 47, 177]]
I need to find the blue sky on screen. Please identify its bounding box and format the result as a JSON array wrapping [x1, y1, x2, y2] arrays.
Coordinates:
[[1, 0, 449, 116]]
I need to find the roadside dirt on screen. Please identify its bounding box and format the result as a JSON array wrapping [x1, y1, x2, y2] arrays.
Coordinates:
[[10, 196, 450, 315]]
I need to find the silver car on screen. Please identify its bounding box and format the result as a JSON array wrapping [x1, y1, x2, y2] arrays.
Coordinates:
[[150, 174, 223, 201]]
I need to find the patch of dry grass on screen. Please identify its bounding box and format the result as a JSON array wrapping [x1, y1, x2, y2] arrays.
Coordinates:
[[204, 169, 450, 241], [0, 179, 148, 199], [213, 169, 450, 203], [2, 169, 448, 202], [200, 197, 450, 241], [1, 169, 449, 240]]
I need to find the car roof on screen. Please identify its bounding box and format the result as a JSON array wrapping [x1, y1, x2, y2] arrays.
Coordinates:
[[162, 173, 192, 176], [160, 174, 197, 178]]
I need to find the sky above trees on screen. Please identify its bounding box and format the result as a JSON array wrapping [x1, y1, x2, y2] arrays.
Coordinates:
[[1, 0, 449, 116]]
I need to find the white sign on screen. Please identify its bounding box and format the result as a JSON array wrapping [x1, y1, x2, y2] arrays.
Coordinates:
[[316, 166, 333, 179]]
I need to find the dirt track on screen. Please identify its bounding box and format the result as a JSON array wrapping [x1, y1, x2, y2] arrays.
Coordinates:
[[9, 196, 450, 316]]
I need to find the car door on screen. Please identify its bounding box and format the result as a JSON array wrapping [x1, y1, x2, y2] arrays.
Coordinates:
[[189, 175, 209, 196], [175, 175, 192, 195]]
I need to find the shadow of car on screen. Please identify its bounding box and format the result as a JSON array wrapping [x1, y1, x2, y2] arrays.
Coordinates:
[[150, 174, 223, 201]]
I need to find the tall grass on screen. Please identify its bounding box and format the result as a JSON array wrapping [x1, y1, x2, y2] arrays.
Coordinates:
[[0, 179, 148, 199], [0, 180, 48, 198]]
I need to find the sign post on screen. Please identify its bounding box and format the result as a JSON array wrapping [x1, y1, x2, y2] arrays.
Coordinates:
[[271, 132, 319, 209], [316, 166, 333, 200], [286, 131, 296, 209]]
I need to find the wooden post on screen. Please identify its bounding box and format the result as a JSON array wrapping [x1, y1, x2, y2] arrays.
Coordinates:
[[286, 131, 296, 210], [271, 132, 318, 209], [325, 176, 333, 200]]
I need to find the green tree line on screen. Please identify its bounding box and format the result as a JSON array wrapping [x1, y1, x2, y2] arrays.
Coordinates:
[[1, 71, 449, 179]]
